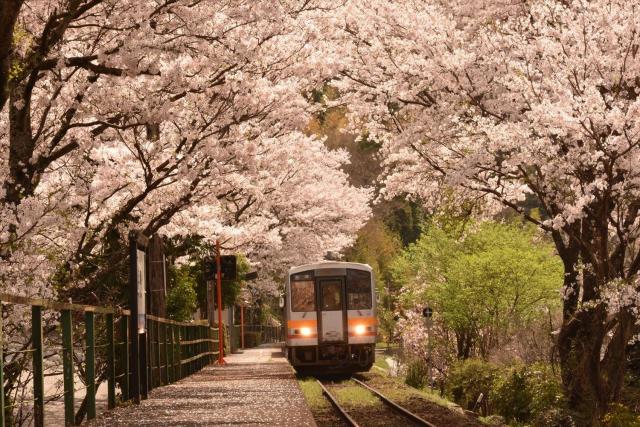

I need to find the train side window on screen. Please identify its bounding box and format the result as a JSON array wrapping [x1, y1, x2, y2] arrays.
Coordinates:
[[347, 270, 372, 310], [291, 280, 315, 312]]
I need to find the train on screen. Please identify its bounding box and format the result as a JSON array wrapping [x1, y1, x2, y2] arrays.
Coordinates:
[[283, 261, 376, 373]]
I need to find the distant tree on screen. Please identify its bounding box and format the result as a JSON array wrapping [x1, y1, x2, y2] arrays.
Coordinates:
[[167, 265, 198, 322], [344, 218, 402, 342], [392, 220, 562, 359]]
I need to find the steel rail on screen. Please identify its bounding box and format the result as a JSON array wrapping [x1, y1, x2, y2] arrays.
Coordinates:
[[316, 379, 361, 427], [351, 377, 437, 427]]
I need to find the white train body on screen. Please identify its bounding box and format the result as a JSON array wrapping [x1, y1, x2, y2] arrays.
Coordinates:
[[284, 262, 376, 373]]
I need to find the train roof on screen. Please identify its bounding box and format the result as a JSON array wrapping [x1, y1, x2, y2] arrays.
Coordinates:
[[288, 261, 372, 275]]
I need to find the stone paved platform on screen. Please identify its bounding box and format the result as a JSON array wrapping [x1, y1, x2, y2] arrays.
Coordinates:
[[91, 344, 317, 426]]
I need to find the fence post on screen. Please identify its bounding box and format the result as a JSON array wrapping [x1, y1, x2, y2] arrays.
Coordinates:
[[208, 326, 211, 363], [197, 326, 201, 370], [167, 323, 173, 384], [155, 319, 161, 385], [185, 325, 188, 376], [32, 305, 44, 427], [187, 326, 192, 375], [184, 326, 188, 377], [175, 325, 181, 379], [106, 313, 116, 409], [85, 310, 96, 420], [0, 302, 4, 427], [209, 327, 216, 363], [201, 326, 205, 365], [61, 309, 75, 426], [120, 315, 130, 401], [147, 319, 154, 392], [163, 323, 169, 383], [140, 330, 149, 399], [129, 314, 140, 404]]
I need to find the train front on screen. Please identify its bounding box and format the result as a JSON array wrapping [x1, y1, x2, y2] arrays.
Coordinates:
[[284, 262, 376, 373]]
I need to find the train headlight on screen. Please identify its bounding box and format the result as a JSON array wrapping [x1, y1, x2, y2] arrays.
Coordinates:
[[300, 327, 312, 337], [354, 324, 366, 335]]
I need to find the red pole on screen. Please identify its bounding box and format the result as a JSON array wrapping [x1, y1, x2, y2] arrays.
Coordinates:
[[240, 305, 245, 349], [216, 239, 226, 365]]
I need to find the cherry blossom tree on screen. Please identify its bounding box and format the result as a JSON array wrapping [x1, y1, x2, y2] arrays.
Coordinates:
[[0, 2, 370, 423], [1, 0, 366, 293], [333, 0, 640, 421]]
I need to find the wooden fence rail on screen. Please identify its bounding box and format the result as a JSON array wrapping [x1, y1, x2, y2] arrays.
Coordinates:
[[0, 294, 220, 427]]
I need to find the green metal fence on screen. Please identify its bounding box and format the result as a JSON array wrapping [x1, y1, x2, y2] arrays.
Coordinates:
[[0, 294, 219, 427], [233, 325, 284, 349]]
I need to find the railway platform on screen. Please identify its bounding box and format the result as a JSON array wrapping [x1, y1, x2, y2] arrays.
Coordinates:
[[92, 344, 317, 427]]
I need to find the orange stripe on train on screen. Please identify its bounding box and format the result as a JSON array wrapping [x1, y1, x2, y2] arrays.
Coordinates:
[[347, 317, 377, 326], [348, 331, 377, 337], [287, 319, 318, 328]]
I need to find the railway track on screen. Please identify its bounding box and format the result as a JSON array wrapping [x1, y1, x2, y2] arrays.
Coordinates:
[[316, 376, 438, 427]]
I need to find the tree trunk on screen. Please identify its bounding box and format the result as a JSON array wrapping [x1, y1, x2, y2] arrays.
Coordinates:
[[0, 0, 23, 111], [4, 82, 34, 207], [558, 306, 607, 425], [556, 249, 635, 426], [455, 329, 473, 359]]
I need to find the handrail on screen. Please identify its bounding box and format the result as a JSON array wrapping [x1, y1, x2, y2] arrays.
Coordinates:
[[145, 313, 208, 327], [0, 292, 130, 315]]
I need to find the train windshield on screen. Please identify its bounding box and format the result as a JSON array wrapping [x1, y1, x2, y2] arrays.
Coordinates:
[[291, 273, 315, 312], [347, 269, 372, 310], [320, 280, 343, 310]]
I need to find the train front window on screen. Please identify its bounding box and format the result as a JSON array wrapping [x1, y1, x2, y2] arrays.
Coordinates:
[[347, 269, 372, 310], [320, 280, 343, 311], [291, 280, 315, 312]]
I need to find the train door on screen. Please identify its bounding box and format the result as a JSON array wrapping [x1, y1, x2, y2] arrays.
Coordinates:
[[317, 278, 345, 342]]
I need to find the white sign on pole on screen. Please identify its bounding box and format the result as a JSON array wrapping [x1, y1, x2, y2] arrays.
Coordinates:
[[137, 249, 146, 334]]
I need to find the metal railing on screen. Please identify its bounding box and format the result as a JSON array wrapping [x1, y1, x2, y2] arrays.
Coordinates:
[[145, 315, 219, 389], [234, 325, 284, 348], [0, 293, 219, 426]]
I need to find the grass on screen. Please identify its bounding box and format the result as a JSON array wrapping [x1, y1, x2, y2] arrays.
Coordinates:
[[373, 356, 390, 372], [376, 341, 400, 349], [376, 376, 458, 409], [297, 376, 331, 410], [409, 385, 462, 410], [333, 382, 378, 407], [297, 377, 378, 409], [362, 368, 465, 413]]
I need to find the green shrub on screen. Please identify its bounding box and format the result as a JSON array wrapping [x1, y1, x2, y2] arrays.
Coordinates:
[[447, 359, 499, 413], [526, 364, 566, 420], [405, 359, 429, 389], [532, 408, 575, 427], [603, 404, 640, 427], [479, 415, 506, 426], [167, 265, 198, 321], [492, 364, 565, 424], [492, 365, 532, 422], [446, 360, 566, 422]]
